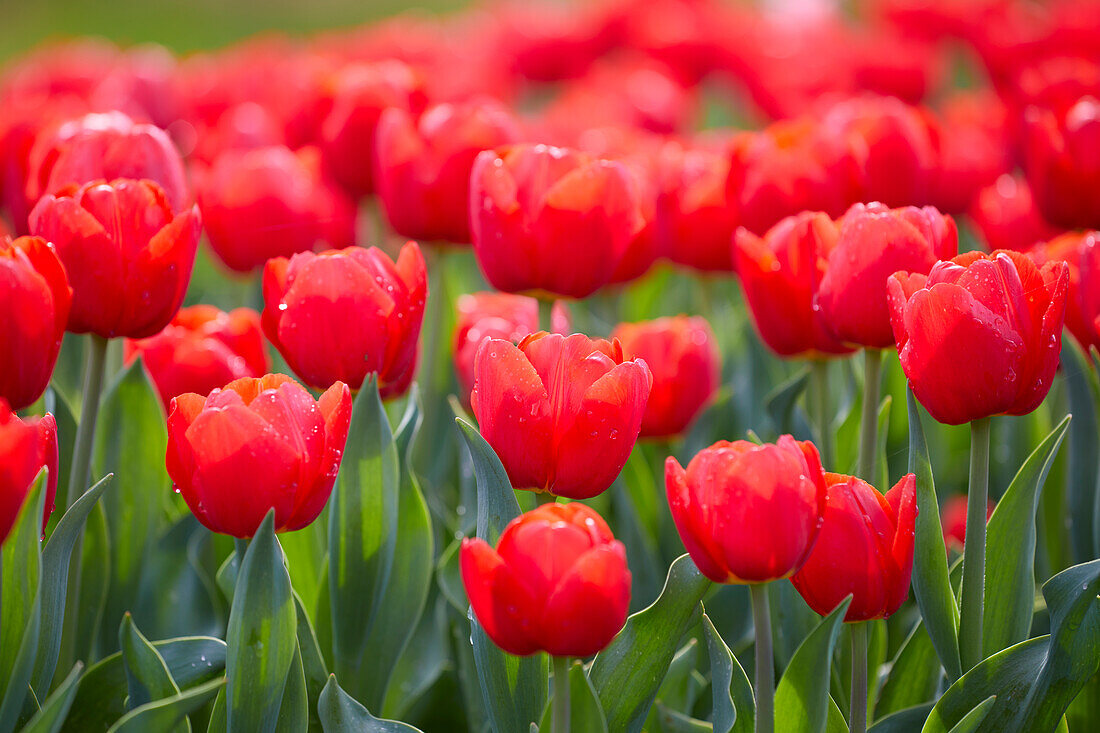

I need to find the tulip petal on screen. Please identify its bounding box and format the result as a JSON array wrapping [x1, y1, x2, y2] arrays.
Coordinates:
[[538, 543, 630, 657], [460, 538, 541, 656]]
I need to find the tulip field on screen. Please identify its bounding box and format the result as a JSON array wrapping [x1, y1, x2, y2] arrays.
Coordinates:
[[4, 0, 1100, 732]]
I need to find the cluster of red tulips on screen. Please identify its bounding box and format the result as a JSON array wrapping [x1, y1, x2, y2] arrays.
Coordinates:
[[2, 0, 1100, 732]]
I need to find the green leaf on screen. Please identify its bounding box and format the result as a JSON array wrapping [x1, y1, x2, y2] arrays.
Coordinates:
[[826, 695, 848, 733], [945, 697, 996, 733], [538, 661, 608, 733], [774, 597, 852, 733], [119, 613, 181, 711], [31, 475, 111, 698], [0, 471, 46, 731], [455, 418, 521, 544], [327, 376, 400, 710], [93, 359, 168, 653], [60, 636, 226, 733], [922, 559, 1100, 732], [875, 623, 941, 717], [293, 592, 328, 732], [1060, 341, 1097, 563], [18, 663, 83, 733], [75, 501, 110, 663], [906, 389, 962, 681], [435, 538, 467, 613], [982, 415, 1070, 658], [226, 512, 296, 733], [106, 677, 224, 733], [701, 612, 753, 733], [765, 367, 809, 435], [590, 555, 712, 733], [274, 645, 307, 733], [868, 705, 933, 732], [317, 675, 423, 732]]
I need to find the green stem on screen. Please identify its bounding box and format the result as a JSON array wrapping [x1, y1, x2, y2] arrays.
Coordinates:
[[850, 622, 868, 733], [959, 416, 991, 672], [538, 298, 555, 334], [750, 584, 774, 733], [552, 656, 571, 733], [809, 360, 834, 469], [857, 349, 882, 483], [67, 335, 109, 506]]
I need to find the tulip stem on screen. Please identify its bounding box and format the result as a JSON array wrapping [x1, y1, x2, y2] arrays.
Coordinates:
[[857, 349, 882, 483], [552, 655, 571, 733], [959, 416, 991, 672], [67, 334, 109, 506], [750, 583, 774, 733], [538, 298, 554, 334], [850, 622, 868, 733], [810, 360, 833, 469]]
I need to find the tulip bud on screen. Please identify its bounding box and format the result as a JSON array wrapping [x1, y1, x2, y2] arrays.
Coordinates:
[[817, 202, 958, 349], [28, 178, 201, 339], [611, 316, 720, 438], [198, 145, 357, 273], [166, 374, 352, 538], [471, 332, 652, 500], [125, 305, 269, 407], [733, 212, 855, 359], [888, 250, 1068, 425], [791, 473, 917, 622], [1023, 96, 1100, 230], [375, 100, 522, 244], [469, 144, 644, 298], [460, 503, 631, 657], [453, 292, 570, 402], [262, 242, 427, 398], [0, 399, 57, 543], [0, 236, 72, 410], [26, 111, 189, 213], [665, 436, 827, 584]]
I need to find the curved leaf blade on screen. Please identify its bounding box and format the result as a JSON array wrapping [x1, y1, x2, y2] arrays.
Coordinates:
[[106, 677, 224, 733], [318, 675, 423, 732], [119, 613, 180, 710], [774, 597, 852, 733], [19, 663, 83, 733], [701, 612, 753, 733]]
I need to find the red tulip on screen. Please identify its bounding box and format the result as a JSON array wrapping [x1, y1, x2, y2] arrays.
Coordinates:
[[1028, 231, 1097, 353], [733, 212, 856, 359], [26, 111, 189, 213], [28, 178, 201, 339], [611, 316, 720, 438], [198, 145, 356, 273], [0, 236, 71, 410], [942, 495, 994, 552], [1023, 95, 1100, 230], [820, 94, 938, 209], [318, 60, 427, 198], [817, 202, 958, 349], [471, 332, 652, 500], [262, 242, 427, 398], [166, 374, 352, 538], [656, 141, 738, 273], [791, 473, 917, 622], [0, 399, 57, 543], [125, 305, 269, 407], [375, 99, 522, 244], [460, 502, 630, 657], [888, 250, 1068, 425], [726, 118, 862, 236], [453, 292, 570, 402], [469, 144, 644, 299], [665, 436, 827, 584], [928, 91, 1011, 215], [970, 174, 1062, 253]]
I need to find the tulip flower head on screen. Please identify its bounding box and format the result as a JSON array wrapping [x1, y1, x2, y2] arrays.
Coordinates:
[[28, 178, 201, 339], [0, 399, 57, 543], [655, 141, 738, 273], [1023, 95, 1100, 230], [888, 250, 1068, 425], [469, 144, 644, 299], [791, 473, 917, 622], [471, 332, 652, 500], [817, 202, 958, 349], [460, 502, 631, 657], [970, 174, 1062, 253], [665, 436, 827, 584], [166, 374, 352, 538], [0, 235, 71, 410], [733, 211, 855, 359], [262, 242, 427, 398], [125, 305, 269, 407], [611, 316, 720, 438], [1028, 230, 1098, 353]]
